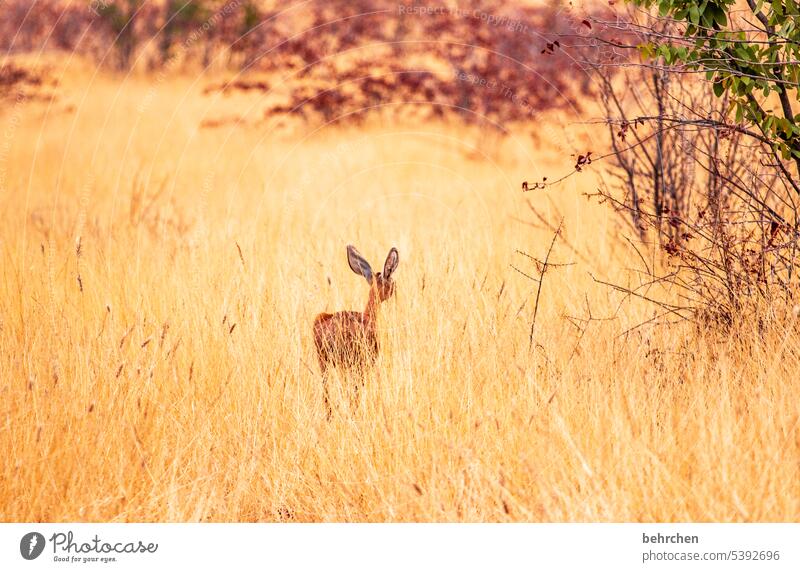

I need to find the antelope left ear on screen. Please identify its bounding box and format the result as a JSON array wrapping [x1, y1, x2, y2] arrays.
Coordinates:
[[347, 244, 374, 283], [383, 247, 399, 279]]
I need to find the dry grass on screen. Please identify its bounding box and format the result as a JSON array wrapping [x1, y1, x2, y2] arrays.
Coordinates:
[[1, 59, 798, 522]]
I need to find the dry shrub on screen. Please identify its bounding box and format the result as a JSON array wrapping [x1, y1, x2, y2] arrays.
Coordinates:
[[574, 12, 800, 328]]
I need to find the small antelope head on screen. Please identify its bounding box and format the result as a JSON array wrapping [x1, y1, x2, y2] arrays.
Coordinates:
[[347, 245, 399, 302]]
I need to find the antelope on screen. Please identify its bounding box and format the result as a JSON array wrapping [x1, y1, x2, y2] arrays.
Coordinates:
[[313, 245, 399, 418]]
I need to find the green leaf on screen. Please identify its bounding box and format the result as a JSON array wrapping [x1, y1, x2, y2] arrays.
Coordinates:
[[777, 118, 793, 136], [689, 5, 700, 24], [713, 81, 725, 97]]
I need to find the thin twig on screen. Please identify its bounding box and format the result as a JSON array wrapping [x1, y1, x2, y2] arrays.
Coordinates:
[[529, 219, 563, 350]]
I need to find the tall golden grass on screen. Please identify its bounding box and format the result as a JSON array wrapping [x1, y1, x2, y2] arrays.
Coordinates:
[[1, 60, 798, 522]]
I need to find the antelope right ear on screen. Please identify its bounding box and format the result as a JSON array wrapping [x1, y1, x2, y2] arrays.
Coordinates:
[[347, 245, 373, 283], [383, 247, 399, 279]]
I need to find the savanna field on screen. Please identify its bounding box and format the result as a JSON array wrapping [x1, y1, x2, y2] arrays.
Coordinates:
[[1, 55, 799, 523]]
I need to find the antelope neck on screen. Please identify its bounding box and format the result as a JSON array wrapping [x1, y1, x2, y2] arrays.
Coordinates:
[[363, 285, 381, 328]]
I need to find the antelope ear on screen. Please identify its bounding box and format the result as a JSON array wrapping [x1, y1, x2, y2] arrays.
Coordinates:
[[383, 247, 399, 279], [347, 245, 373, 283]]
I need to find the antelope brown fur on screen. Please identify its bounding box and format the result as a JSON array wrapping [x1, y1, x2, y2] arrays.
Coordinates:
[[313, 245, 399, 418]]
